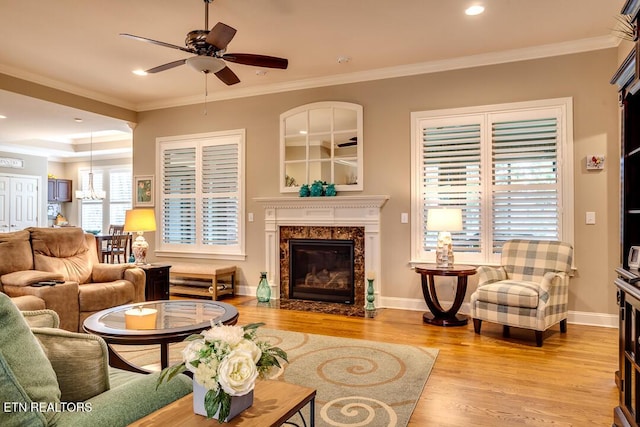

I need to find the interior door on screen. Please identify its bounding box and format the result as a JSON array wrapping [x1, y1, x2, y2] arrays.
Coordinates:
[[11, 177, 38, 230]]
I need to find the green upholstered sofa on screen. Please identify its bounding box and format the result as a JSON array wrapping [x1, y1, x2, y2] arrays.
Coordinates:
[[0, 227, 146, 331], [0, 293, 192, 427]]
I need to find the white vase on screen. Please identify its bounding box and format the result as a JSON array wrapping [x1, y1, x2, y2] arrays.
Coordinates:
[[192, 379, 254, 421]]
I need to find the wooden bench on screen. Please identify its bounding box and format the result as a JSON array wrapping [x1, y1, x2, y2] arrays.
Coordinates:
[[168, 263, 236, 301]]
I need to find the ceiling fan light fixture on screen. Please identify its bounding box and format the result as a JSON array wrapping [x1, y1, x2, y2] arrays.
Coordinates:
[[186, 56, 225, 73]]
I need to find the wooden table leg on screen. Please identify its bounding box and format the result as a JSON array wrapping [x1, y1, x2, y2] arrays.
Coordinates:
[[420, 273, 468, 326]]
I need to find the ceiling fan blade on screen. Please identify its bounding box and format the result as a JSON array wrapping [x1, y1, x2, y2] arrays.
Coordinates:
[[222, 53, 288, 69], [120, 33, 194, 54], [205, 22, 237, 50], [215, 66, 241, 85], [146, 59, 187, 74]]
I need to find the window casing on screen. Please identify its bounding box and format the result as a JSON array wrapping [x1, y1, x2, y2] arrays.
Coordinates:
[[157, 130, 245, 260], [410, 98, 574, 265], [78, 166, 132, 233]]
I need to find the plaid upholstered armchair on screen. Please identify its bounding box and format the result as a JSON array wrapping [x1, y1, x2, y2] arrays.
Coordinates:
[[470, 239, 573, 347]]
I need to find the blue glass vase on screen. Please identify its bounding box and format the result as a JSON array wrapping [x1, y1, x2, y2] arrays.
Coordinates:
[[256, 272, 271, 302]]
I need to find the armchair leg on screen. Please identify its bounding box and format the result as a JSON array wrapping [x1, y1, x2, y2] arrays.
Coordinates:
[[473, 318, 482, 334], [502, 325, 510, 338], [560, 319, 567, 333], [535, 331, 543, 347]]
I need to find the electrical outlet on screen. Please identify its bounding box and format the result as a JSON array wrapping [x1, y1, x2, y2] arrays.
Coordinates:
[[401, 213, 408, 223], [248, 213, 254, 222]]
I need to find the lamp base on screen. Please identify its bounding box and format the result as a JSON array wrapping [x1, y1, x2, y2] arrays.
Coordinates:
[[132, 233, 149, 265], [435, 231, 454, 268]]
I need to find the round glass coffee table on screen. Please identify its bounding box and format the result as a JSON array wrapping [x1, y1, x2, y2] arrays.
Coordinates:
[[83, 300, 239, 373]]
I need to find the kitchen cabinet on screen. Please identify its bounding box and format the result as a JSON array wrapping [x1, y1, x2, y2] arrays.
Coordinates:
[[48, 178, 72, 202]]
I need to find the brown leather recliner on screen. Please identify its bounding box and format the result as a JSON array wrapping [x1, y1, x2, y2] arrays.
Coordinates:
[[0, 227, 145, 331]]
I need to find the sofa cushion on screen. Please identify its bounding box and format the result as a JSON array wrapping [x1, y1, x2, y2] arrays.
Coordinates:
[[0, 230, 33, 276], [0, 293, 61, 425], [22, 309, 60, 328], [474, 280, 541, 309], [0, 349, 47, 427], [32, 327, 110, 402], [30, 227, 93, 284]]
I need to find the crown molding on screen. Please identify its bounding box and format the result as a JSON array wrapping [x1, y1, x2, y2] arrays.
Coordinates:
[[1, 35, 620, 113]]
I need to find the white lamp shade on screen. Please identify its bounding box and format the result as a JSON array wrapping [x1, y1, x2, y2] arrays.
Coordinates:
[[426, 208, 463, 232], [123, 209, 157, 233]]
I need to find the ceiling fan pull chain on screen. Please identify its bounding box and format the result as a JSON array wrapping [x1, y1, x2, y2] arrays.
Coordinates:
[[203, 72, 208, 115]]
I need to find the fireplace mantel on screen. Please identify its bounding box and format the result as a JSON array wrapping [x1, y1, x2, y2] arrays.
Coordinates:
[[255, 195, 390, 304]]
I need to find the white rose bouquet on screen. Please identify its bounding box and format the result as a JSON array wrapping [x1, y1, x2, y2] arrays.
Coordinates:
[[158, 322, 287, 422]]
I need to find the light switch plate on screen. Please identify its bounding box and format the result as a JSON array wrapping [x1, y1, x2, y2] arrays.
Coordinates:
[[585, 211, 596, 225], [401, 213, 408, 223]]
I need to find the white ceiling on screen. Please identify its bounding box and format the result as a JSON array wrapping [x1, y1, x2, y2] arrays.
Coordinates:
[[0, 0, 624, 160]]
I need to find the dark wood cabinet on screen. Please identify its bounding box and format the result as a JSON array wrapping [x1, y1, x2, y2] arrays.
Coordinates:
[[140, 264, 171, 301], [613, 2, 640, 426], [47, 178, 72, 202]]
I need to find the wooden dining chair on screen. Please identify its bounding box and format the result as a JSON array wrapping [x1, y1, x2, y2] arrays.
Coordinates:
[[101, 224, 126, 263], [108, 233, 131, 263]]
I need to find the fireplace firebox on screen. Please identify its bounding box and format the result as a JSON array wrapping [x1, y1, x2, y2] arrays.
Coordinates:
[[289, 239, 355, 304]]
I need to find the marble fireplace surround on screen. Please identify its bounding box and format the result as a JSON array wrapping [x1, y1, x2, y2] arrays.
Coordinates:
[[255, 196, 389, 314]]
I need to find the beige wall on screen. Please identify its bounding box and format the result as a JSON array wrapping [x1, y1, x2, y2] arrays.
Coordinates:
[[0, 47, 622, 319], [131, 48, 622, 318]]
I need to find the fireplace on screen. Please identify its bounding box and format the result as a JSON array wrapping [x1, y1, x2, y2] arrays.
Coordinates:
[[255, 195, 389, 316], [289, 239, 355, 304]]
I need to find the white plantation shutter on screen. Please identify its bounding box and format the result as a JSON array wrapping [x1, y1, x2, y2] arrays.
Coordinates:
[[158, 130, 244, 258], [411, 99, 573, 264], [109, 169, 132, 225], [491, 116, 559, 251], [421, 121, 482, 254], [202, 144, 239, 246]]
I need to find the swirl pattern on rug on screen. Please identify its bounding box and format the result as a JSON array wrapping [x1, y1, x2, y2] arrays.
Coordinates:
[[257, 329, 438, 427]]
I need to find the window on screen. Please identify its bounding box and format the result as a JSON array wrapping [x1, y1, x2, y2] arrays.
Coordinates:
[[410, 98, 574, 265], [78, 166, 132, 233], [157, 130, 245, 260]]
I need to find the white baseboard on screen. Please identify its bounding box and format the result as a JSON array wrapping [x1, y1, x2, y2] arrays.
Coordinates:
[[237, 291, 619, 329], [377, 296, 619, 329]]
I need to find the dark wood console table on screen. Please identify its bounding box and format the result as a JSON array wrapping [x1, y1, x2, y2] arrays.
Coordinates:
[[414, 264, 477, 327]]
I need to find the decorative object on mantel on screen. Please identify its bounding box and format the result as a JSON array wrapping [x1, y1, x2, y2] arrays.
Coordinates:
[[310, 180, 325, 197], [157, 322, 288, 422], [298, 184, 310, 197], [586, 155, 605, 170], [365, 271, 377, 318], [256, 272, 271, 303], [325, 183, 337, 196]]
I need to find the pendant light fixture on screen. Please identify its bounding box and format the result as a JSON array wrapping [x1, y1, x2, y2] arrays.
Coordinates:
[[75, 131, 106, 200]]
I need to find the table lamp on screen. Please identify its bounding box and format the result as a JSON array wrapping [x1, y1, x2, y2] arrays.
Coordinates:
[[426, 208, 463, 268], [123, 208, 156, 265]]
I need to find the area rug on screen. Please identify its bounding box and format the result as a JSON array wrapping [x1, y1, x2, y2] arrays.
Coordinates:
[[113, 329, 438, 426]]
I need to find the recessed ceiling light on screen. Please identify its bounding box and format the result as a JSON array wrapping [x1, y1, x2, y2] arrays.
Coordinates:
[[132, 69, 148, 76], [255, 70, 267, 76], [465, 5, 485, 16], [74, 118, 83, 123], [337, 56, 351, 64], [0, 115, 6, 119]]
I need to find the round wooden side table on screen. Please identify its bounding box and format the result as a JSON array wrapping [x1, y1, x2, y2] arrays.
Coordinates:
[[414, 264, 477, 327]]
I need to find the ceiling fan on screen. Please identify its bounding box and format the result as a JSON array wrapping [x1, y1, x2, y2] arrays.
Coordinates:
[[120, 0, 288, 86]]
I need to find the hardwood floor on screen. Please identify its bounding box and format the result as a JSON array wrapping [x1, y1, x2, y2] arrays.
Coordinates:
[[216, 295, 618, 426]]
